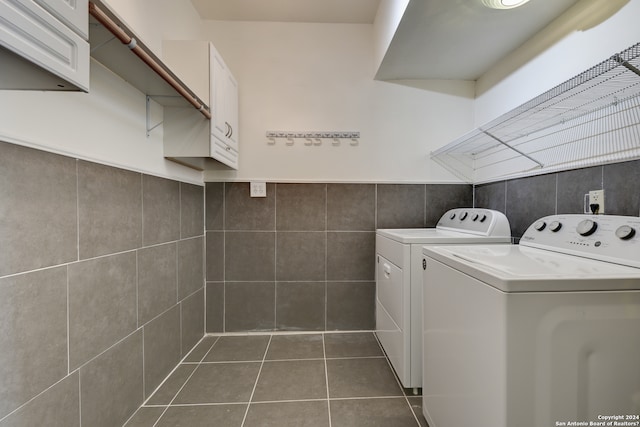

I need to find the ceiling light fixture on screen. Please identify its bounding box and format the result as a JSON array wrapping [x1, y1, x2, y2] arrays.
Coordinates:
[[482, 0, 531, 9]]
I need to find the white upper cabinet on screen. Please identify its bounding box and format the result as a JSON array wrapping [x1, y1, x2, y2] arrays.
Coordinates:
[[34, 0, 88, 38], [210, 43, 238, 152], [0, 0, 89, 91], [163, 40, 239, 170]]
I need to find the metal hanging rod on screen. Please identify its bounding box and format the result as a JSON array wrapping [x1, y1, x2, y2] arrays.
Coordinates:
[[482, 130, 544, 168], [88, 2, 211, 120], [613, 54, 640, 78]]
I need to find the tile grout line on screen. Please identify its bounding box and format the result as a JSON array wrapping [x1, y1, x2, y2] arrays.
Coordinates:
[[372, 332, 422, 426], [78, 369, 82, 427], [223, 183, 227, 333], [0, 369, 79, 424], [240, 334, 273, 426], [273, 183, 277, 331], [322, 333, 333, 427], [75, 159, 80, 262], [149, 340, 209, 427], [67, 265, 71, 376], [202, 184, 207, 337], [136, 333, 218, 422], [141, 327, 146, 401], [186, 355, 386, 364]]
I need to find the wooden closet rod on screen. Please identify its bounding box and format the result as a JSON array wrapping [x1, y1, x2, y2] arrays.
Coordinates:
[[88, 2, 212, 120]]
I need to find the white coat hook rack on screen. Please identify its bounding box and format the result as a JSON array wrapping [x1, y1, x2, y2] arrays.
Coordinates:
[[265, 131, 360, 145]]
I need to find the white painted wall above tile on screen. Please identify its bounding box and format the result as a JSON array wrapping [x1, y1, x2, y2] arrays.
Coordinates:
[[201, 21, 474, 183]]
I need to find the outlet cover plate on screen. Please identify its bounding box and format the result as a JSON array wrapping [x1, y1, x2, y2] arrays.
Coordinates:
[[250, 182, 267, 198], [588, 189, 605, 214]]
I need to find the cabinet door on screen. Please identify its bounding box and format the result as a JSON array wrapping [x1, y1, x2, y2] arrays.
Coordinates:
[[0, 0, 89, 91], [225, 71, 239, 151], [34, 0, 88, 39], [210, 134, 238, 169], [209, 44, 228, 143]]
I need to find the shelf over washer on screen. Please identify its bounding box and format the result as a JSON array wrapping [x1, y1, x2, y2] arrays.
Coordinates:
[[431, 42, 640, 184]]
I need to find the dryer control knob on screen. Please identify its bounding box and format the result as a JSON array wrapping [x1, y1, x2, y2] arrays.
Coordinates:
[[577, 219, 598, 236], [479, 214, 487, 222], [534, 221, 546, 231], [460, 212, 468, 220], [549, 221, 562, 232], [615, 225, 636, 240], [472, 213, 479, 221], [450, 213, 456, 220]]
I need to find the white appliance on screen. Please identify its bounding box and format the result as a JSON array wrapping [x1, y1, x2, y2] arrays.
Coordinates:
[[422, 214, 640, 427], [375, 208, 511, 390]]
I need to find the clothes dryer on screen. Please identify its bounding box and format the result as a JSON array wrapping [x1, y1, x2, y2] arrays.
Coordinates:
[[375, 208, 511, 391]]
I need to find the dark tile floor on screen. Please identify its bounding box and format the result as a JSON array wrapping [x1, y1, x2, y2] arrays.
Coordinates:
[[124, 332, 428, 426]]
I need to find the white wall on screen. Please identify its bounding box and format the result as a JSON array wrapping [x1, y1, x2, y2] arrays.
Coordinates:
[[373, 0, 410, 76], [102, 0, 205, 57], [201, 21, 474, 183], [0, 0, 204, 185], [475, 0, 639, 125]]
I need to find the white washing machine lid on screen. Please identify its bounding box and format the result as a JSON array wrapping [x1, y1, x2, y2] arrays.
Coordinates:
[[376, 228, 511, 244], [423, 244, 640, 293]]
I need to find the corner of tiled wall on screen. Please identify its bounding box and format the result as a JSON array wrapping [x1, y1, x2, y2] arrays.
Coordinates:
[[0, 141, 205, 427]]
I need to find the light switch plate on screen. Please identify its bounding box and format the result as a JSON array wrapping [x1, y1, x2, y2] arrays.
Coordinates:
[[250, 182, 267, 197]]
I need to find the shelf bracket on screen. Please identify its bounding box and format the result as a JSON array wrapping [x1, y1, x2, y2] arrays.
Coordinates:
[[146, 96, 163, 137], [613, 54, 640, 78], [482, 130, 544, 168]]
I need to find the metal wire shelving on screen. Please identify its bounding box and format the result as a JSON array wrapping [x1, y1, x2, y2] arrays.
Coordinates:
[[431, 42, 640, 184]]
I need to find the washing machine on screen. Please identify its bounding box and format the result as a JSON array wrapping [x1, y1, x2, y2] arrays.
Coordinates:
[[421, 214, 640, 427], [375, 208, 511, 391]]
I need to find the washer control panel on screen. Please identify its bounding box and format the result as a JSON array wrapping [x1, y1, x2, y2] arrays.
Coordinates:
[[521, 214, 640, 268], [436, 208, 511, 237]]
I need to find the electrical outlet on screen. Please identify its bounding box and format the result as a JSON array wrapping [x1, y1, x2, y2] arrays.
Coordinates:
[[588, 189, 605, 214], [250, 182, 267, 198]]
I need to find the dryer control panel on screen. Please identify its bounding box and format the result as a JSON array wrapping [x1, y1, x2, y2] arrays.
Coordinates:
[[520, 214, 640, 268], [436, 208, 511, 237]]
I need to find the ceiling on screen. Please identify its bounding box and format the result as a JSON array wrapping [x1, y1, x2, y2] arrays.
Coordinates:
[[377, 0, 580, 81], [190, 0, 381, 24], [189, 0, 583, 80]]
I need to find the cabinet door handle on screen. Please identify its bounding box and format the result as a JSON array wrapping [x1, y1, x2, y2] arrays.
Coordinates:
[[229, 125, 233, 138], [225, 122, 230, 137]]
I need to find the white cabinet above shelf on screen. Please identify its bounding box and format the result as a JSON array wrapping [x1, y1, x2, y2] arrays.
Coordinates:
[[163, 40, 239, 171], [431, 42, 640, 184]]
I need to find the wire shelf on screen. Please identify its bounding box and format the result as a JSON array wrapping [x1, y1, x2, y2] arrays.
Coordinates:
[[431, 42, 640, 183]]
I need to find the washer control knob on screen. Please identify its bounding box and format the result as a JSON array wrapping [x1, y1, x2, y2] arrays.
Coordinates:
[[615, 225, 636, 240], [479, 214, 487, 222], [472, 213, 479, 221], [549, 221, 562, 232], [534, 221, 546, 231], [450, 213, 456, 220], [460, 212, 468, 220], [577, 219, 598, 236]]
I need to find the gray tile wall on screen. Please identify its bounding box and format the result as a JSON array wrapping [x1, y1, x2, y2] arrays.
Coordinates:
[[474, 159, 640, 240], [204, 182, 473, 332], [0, 142, 205, 426]]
